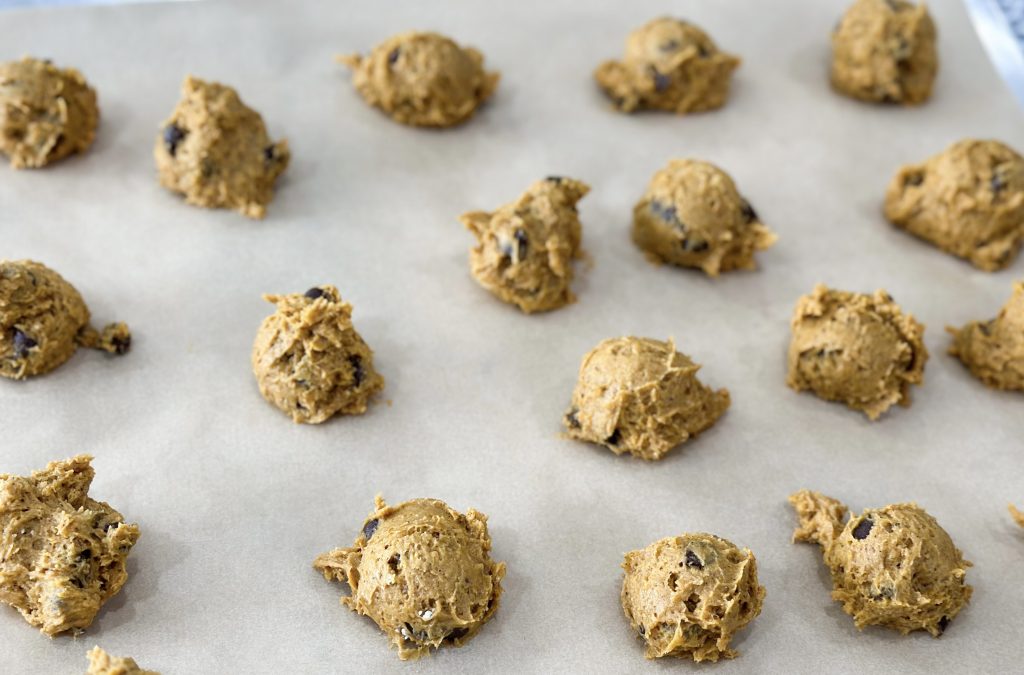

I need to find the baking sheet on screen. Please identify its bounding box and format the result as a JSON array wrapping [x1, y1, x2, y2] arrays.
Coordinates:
[[1, 0, 1022, 672]]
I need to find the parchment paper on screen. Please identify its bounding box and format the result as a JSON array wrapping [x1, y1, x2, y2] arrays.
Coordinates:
[[1, 1, 1022, 673]]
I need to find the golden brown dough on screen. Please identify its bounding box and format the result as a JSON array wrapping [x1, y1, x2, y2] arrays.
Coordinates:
[[85, 647, 158, 675], [0, 456, 140, 636], [948, 282, 1024, 390], [313, 496, 505, 660], [595, 17, 740, 114], [789, 490, 971, 636], [621, 533, 764, 662]]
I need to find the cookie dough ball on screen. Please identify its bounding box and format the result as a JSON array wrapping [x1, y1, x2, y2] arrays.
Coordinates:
[[461, 177, 589, 314], [563, 337, 730, 461], [621, 534, 764, 662], [948, 282, 1024, 390], [831, 0, 937, 105], [251, 286, 383, 424], [1, 260, 130, 380], [0, 456, 140, 636], [85, 647, 158, 675], [313, 496, 506, 661], [155, 76, 290, 219], [595, 18, 740, 114], [787, 284, 927, 420], [789, 490, 971, 636], [885, 140, 1024, 271], [632, 160, 776, 276], [339, 32, 499, 128], [0, 57, 98, 168]]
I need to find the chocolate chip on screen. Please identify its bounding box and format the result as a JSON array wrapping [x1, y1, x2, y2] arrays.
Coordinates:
[[638, 623, 646, 635], [651, 69, 671, 92], [904, 172, 924, 187], [12, 329, 37, 359], [991, 173, 1005, 195], [70, 578, 83, 589], [349, 355, 365, 388], [606, 428, 622, 446], [938, 616, 950, 634], [110, 335, 131, 355], [388, 48, 400, 66], [78, 549, 92, 560], [685, 550, 704, 569], [514, 228, 529, 261], [163, 124, 186, 157], [263, 145, 277, 162], [852, 518, 874, 540], [741, 200, 758, 222], [566, 408, 581, 429], [682, 239, 709, 253], [388, 554, 401, 572], [545, 176, 564, 184], [304, 287, 325, 299], [362, 519, 379, 540], [649, 200, 682, 228]]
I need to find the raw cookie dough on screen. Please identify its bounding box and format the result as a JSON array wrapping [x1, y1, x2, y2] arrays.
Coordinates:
[[339, 32, 499, 128], [595, 17, 740, 114], [621, 533, 765, 662], [155, 76, 290, 219], [786, 284, 927, 420], [461, 177, 589, 313], [85, 647, 158, 675], [788, 490, 971, 636], [563, 337, 730, 461], [885, 139, 1024, 271], [1010, 505, 1024, 528], [0, 57, 98, 168], [313, 496, 505, 661], [632, 159, 776, 276], [251, 285, 383, 424], [948, 281, 1024, 390], [0, 456, 140, 636], [1, 259, 130, 380], [831, 0, 938, 105]]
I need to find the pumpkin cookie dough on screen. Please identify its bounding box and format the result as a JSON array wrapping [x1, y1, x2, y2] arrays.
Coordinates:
[[563, 337, 730, 461], [314, 496, 505, 661], [1, 260, 130, 380], [252, 286, 383, 424], [595, 17, 740, 114], [621, 533, 764, 662], [786, 284, 927, 420], [339, 32, 499, 128], [0, 57, 98, 168], [0, 456, 140, 636], [831, 0, 938, 105], [85, 647, 158, 675], [461, 177, 589, 313], [948, 282, 1024, 390], [632, 160, 776, 276], [155, 76, 289, 219], [789, 490, 971, 636], [885, 140, 1024, 271]]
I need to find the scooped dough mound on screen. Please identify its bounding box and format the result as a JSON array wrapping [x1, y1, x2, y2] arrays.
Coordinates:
[[0, 56, 98, 168], [0, 456, 140, 636], [621, 533, 765, 662], [85, 647, 158, 675], [831, 0, 937, 104], [786, 284, 927, 420], [313, 496, 506, 661], [595, 17, 740, 114], [1, 259, 130, 380], [885, 139, 1024, 271], [789, 490, 971, 636], [339, 31, 499, 128], [155, 76, 290, 219], [251, 285, 383, 424], [948, 281, 1024, 390], [461, 177, 589, 313], [632, 159, 776, 276], [563, 337, 730, 461]]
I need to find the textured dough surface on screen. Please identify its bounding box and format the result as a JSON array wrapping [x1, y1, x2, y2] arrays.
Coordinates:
[[831, 0, 937, 104], [0, 456, 140, 636], [1, 260, 130, 380], [621, 533, 764, 662], [789, 490, 971, 636], [252, 285, 383, 424], [313, 496, 505, 661], [0, 57, 98, 168], [563, 337, 730, 460], [948, 281, 1024, 390], [885, 139, 1024, 271], [85, 647, 158, 675], [786, 284, 927, 420], [595, 17, 740, 114], [632, 159, 776, 276], [461, 177, 589, 313], [340, 32, 499, 128], [155, 76, 289, 219]]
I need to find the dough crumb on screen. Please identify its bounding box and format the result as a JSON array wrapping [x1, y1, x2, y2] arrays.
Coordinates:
[[621, 533, 765, 661], [1010, 505, 1024, 529], [948, 281, 1024, 391], [313, 496, 505, 660], [85, 647, 158, 675], [788, 490, 971, 636], [595, 17, 740, 114]]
